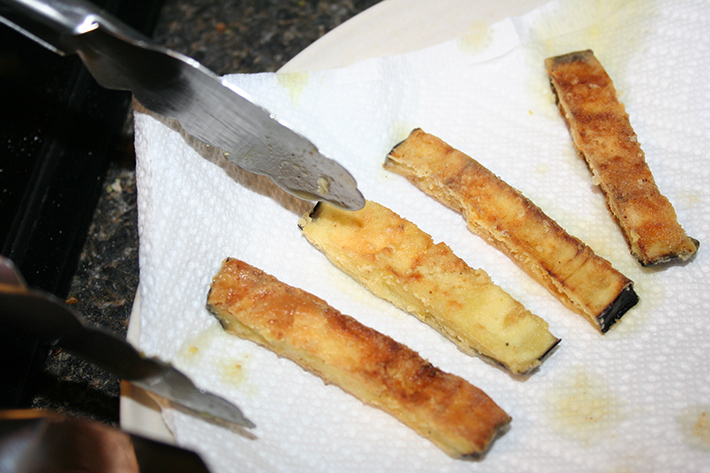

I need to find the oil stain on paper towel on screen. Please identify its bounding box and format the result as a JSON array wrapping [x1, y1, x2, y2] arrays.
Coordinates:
[[530, 0, 657, 61], [524, 0, 659, 115], [278, 71, 311, 104], [176, 323, 255, 393], [457, 20, 494, 55], [545, 368, 624, 445], [677, 405, 710, 451]]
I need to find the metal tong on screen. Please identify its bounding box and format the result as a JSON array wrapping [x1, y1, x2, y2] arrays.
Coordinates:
[[0, 0, 365, 210], [0, 256, 254, 429]]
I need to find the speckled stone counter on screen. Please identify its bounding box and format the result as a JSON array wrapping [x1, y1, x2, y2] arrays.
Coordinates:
[[30, 0, 381, 427]]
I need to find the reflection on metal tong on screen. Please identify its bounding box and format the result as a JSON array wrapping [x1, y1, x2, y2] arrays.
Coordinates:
[[0, 0, 365, 210]]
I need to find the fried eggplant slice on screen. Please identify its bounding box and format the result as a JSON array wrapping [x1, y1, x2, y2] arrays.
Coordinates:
[[299, 200, 559, 375], [545, 49, 698, 266], [207, 258, 511, 458], [385, 129, 638, 333]]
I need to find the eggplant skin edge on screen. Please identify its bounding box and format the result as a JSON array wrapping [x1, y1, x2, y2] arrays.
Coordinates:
[[597, 284, 639, 333]]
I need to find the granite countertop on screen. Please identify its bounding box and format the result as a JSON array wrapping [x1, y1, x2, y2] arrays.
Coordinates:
[[30, 0, 381, 427]]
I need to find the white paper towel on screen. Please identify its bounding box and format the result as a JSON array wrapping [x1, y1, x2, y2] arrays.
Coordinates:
[[132, 0, 710, 471]]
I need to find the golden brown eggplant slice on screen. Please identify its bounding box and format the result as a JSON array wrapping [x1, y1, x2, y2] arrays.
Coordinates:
[[299, 200, 559, 375], [207, 257, 511, 458], [545, 49, 698, 266], [384, 129, 638, 333]]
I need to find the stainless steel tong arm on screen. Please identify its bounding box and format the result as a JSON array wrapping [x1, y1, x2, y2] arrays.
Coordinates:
[[0, 256, 255, 429], [0, 0, 366, 210], [0, 0, 146, 55]]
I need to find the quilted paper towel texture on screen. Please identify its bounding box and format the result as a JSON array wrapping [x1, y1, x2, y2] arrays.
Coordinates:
[[133, 0, 710, 471]]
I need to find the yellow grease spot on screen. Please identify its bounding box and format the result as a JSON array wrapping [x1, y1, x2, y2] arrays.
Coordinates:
[[677, 190, 701, 209], [176, 325, 221, 366], [530, 0, 652, 61], [221, 356, 249, 388], [175, 324, 251, 391], [277, 71, 311, 104], [457, 20, 493, 54], [545, 369, 623, 445], [678, 406, 710, 451], [524, 0, 656, 116]]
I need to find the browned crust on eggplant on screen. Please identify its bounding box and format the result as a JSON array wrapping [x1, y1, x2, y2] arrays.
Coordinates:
[[385, 129, 638, 333], [207, 257, 511, 458], [545, 49, 698, 266], [300, 200, 560, 374]]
